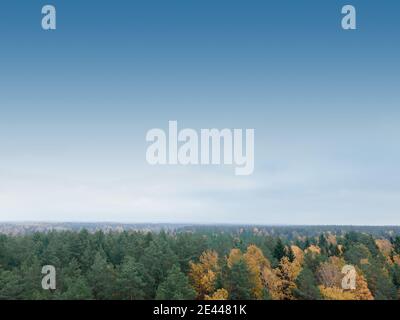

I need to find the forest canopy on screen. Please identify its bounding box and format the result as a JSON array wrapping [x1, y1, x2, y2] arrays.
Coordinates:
[[0, 225, 400, 300]]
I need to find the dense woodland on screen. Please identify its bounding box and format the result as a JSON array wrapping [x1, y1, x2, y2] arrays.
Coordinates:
[[1, 225, 400, 300]]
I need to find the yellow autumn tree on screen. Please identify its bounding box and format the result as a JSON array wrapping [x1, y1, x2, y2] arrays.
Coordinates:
[[290, 245, 304, 264], [375, 239, 393, 257], [305, 245, 321, 255], [261, 266, 283, 300], [319, 286, 356, 300], [243, 245, 271, 299], [353, 271, 374, 300], [205, 288, 229, 300], [189, 250, 220, 299], [227, 248, 242, 268], [275, 256, 302, 300], [376, 239, 393, 264], [327, 233, 337, 245], [317, 257, 373, 300]]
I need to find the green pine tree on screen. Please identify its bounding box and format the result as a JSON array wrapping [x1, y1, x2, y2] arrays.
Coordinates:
[[61, 275, 92, 300], [318, 234, 328, 256], [393, 237, 400, 255], [117, 256, 146, 300], [156, 265, 196, 300], [273, 238, 286, 263], [293, 267, 321, 300], [88, 252, 116, 299], [224, 259, 253, 300], [0, 269, 24, 300], [286, 246, 295, 263]]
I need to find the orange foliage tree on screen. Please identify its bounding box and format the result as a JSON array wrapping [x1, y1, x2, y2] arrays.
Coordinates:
[[189, 250, 220, 299]]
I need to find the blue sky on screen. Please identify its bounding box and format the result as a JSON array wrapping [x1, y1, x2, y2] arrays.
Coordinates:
[[0, 0, 399, 224]]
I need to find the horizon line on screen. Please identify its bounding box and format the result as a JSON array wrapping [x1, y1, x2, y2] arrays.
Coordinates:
[[1, 221, 400, 228]]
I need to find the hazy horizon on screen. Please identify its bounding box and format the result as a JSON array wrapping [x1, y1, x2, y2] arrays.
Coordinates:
[[1, 220, 400, 228]]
